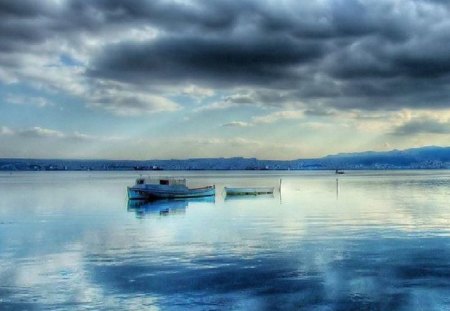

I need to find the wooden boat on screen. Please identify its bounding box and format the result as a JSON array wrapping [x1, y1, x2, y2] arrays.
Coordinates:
[[128, 177, 215, 200], [224, 187, 274, 196]]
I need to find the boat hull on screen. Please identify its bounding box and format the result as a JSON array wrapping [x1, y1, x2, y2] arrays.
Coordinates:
[[127, 187, 147, 200], [224, 187, 274, 196], [128, 185, 215, 200]]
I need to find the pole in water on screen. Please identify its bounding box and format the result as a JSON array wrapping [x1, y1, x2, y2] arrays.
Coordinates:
[[336, 178, 339, 199], [279, 178, 282, 204]]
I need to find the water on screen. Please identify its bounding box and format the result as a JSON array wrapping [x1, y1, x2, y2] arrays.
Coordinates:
[[1, 170, 450, 310]]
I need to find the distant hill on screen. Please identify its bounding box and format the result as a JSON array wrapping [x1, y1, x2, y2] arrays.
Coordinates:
[[1, 146, 449, 171], [317, 146, 450, 169]]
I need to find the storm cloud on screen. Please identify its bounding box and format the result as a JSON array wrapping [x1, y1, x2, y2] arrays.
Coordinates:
[[1, 0, 450, 113], [88, 35, 324, 88], [392, 118, 450, 136]]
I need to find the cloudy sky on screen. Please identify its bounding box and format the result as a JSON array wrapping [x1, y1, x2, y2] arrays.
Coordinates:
[[1, 0, 450, 160]]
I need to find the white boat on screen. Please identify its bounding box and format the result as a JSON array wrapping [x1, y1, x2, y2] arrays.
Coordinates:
[[224, 187, 274, 196], [127, 177, 215, 200]]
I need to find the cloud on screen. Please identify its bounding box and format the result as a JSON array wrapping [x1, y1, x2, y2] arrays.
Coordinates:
[[221, 110, 304, 128], [1, 0, 450, 117], [0, 126, 14, 135], [84, 0, 450, 111], [252, 110, 304, 124], [391, 118, 450, 136], [0, 0, 184, 116], [0, 125, 121, 142], [197, 92, 261, 111], [17, 127, 65, 139], [303, 108, 337, 117], [87, 34, 323, 88], [182, 84, 214, 100], [221, 121, 251, 127], [199, 89, 305, 112], [0, 125, 128, 158], [88, 84, 180, 116], [6, 94, 53, 108]]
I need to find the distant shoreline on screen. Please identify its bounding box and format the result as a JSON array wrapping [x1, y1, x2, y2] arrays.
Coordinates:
[[1, 167, 450, 172], [1, 146, 450, 171]]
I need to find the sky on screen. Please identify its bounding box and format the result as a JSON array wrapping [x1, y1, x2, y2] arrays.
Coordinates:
[[0, 0, 450, 160]]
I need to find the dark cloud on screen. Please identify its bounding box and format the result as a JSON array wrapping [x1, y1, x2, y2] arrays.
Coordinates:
[[88, 35, 324, 87], [77, 0, 246, 31], [326, 31, 450, 80], [1, 0, 450, 112], [0, 1, 50, 18], [391, 118, 450, 136], [304, 108, 338, 117]]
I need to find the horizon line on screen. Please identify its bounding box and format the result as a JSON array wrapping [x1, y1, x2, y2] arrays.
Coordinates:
[[0, 145, 448, 162]]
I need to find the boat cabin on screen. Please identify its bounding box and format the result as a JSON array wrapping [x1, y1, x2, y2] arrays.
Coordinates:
[[135, 177, 186, 186]]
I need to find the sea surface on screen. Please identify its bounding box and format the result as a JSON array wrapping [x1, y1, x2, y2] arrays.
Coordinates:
[[1, 170, 450, 310]]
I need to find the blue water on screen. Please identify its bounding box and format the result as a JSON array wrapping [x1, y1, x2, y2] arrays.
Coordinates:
[[1, 170, 450, 310]]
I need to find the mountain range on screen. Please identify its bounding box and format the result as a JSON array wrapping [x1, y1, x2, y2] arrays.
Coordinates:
[[1, 146, 449, 171]]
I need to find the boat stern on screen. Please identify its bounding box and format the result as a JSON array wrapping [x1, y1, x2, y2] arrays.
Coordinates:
[[127, 187, 147, 200]]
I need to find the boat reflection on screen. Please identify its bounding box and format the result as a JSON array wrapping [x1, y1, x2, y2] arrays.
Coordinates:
[[224, 193, 275, 201], [127, 196, 215, 218]]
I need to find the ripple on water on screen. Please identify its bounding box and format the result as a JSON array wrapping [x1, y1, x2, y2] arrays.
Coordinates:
[[1, 171, 450, 309]]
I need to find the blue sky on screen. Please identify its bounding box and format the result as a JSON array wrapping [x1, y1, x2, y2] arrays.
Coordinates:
[[1, 0, 450, 159]]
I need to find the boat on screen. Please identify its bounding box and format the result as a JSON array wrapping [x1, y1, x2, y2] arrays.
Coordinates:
[[335, 169, 344, 175], [224, 187, 274, 196], [127, 177, 215, 200]]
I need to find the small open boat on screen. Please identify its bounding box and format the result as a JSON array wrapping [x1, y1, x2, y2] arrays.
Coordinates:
[[128, 177, 215, 200], [224, 187, 274, 196]]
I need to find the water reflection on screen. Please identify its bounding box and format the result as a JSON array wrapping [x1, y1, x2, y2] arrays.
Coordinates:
[[1, 171, 450, 310], [127, 196, 215, 218], [336, 177, 339, 199], [86, 237, 450, 310], [224, 193, 275, 202]]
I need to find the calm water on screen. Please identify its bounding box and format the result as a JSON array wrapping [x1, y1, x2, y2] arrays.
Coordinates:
[[1, 170, 450, 310]]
